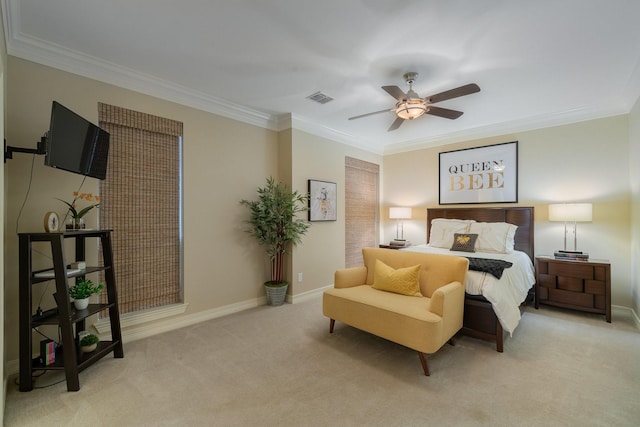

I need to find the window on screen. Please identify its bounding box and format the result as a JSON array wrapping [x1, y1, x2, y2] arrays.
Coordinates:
[[345, 157, 379, 268], [98, 104, 183, 314]]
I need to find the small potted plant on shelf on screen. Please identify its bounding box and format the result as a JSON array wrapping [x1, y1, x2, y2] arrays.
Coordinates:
[[56, 193, 100, 230], [79, 333, 99, 353], [68, 278, 104, 310], [240, 177, 310, 306]]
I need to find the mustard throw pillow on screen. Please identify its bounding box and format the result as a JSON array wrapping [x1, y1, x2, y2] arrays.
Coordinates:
[[372, 259, 422, 296]]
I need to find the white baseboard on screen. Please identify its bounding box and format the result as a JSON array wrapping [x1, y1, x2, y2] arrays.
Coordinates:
[[102, 296, 268, 343], [613, 304, 640, 330], [94, 302, 190, 335], [289, 284, 331, 304], [5, 360, 18, 379], [111, 287, 329, 342]]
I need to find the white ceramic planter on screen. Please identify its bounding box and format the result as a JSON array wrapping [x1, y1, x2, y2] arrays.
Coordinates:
[[73, 297, 89, 310], [78, 330, 98, 353], [80, 343, 97, 353]]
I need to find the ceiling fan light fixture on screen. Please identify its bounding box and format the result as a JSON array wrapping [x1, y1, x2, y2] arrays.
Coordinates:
[[395, 99, 427, 120]]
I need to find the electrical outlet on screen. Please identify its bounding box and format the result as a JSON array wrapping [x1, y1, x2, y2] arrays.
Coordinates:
[[298, 272, 303, 283]]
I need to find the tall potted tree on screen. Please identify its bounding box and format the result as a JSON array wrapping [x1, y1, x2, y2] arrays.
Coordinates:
[[241, 177, 310, 306]]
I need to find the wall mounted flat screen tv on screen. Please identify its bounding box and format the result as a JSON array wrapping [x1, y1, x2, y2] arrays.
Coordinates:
[[45, 101, 110, 180]]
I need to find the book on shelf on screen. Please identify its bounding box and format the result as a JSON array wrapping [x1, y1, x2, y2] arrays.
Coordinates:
[[34, 268, 82, 279], [554, 251, 589, 260], [390, 239, 411, 247]]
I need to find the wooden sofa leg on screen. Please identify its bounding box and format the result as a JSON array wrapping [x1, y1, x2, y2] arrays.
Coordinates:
[[329, 319, 335, 333], [417, 352, 430, 376]]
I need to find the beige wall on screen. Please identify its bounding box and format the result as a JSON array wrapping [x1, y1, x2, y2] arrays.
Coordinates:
[[2, 57, 381, 367], [289, 129, 382, 298], [4, 57, 283, 362], [630, 97, 640, 316], [383, 116, 633, 308]]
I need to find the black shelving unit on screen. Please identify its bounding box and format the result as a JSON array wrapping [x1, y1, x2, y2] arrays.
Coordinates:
[[18, 229, 123, 392]]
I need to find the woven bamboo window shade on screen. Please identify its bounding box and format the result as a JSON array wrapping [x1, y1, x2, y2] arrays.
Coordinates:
[[345, 157, 379, 268], [98, 103, 183, 314]]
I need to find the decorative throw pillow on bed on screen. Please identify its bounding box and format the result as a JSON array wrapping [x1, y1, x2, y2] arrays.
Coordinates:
[[468, 222, 518, 253], [428, 219, 475, 249], [372, 259, 422, 296], [450, 233, 478, 252]]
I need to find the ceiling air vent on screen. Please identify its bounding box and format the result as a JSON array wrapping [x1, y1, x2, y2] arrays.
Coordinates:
[[306, 91, 334, 104]]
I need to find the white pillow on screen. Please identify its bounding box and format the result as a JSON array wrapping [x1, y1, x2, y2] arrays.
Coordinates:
[[429, 219, 475, 249], [468, 222, 518, 253]]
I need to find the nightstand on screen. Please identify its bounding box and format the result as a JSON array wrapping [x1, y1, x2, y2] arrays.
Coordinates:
[[535, 256, 611, 322], [379, 244, 403, 249]]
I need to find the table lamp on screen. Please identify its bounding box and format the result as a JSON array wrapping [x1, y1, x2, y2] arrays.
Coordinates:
[[548, 203, 592, 255], [389, 207, 412, 246]]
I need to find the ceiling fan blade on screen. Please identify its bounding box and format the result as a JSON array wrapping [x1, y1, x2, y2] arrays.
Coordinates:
[[348, 108, 394, 120], [382, 85, 407, 100], [426, 106, 464, 120], [426, 83, 480, 104], [387, 117, 404, 131]]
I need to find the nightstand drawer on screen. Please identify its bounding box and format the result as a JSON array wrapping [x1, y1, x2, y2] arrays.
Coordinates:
[[548, 262, 593, 280], [548, 288, 594, 307], [557, 276, 583, 292]]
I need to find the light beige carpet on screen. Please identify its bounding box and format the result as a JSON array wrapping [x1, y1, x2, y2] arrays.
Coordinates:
[[4, 296, 640, 426]]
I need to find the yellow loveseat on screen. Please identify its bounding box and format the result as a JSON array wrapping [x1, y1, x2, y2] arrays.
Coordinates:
[[322, 247, 469, 376]]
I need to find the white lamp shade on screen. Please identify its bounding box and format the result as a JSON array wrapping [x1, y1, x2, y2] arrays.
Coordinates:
[[548, 203, 592, 222], [389, 207, 412, 219]]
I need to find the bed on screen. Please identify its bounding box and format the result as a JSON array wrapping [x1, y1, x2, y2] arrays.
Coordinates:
[[402, 206, 535, 352]]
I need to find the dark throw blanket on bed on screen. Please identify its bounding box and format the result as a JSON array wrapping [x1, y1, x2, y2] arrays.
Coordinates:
[[466, 258, 513, 279]]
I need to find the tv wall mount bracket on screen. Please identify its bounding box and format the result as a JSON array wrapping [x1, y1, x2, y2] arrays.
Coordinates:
[[4, 136, 47, 162]]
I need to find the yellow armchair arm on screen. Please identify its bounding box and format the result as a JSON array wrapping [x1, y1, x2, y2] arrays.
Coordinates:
[[429, 281, 465, 318], [430, 281, 465, 342], [334, 267, 367, 288]]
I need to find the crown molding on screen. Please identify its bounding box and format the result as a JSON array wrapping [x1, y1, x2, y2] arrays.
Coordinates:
[[383, 103, 629, 155], [4, 25, 630, 157], [3, 23, 380, 149], [277, 113, 383, 154], [1, 0, 381, 154], [3, 0, 635, 156], [3, 10, 279, 131]]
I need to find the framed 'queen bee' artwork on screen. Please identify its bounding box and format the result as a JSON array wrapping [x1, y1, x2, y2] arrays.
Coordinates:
[[439, 141, 518, 205]]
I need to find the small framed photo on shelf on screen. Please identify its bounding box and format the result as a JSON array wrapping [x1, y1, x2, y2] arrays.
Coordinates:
[[308, 179, 337, 221]]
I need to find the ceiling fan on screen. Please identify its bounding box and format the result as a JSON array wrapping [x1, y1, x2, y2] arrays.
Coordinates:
[[348, 72, 480, 131]]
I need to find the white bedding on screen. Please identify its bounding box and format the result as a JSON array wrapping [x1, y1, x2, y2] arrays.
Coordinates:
[[400, 244, 535, 335]]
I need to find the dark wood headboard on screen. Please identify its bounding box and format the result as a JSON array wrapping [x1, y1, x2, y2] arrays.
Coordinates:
[[427, 207, 535, 261]]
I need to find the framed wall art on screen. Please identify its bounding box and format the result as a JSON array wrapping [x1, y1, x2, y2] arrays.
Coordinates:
[[308, 179, 337, 221], [439, 141, 518, 205]]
